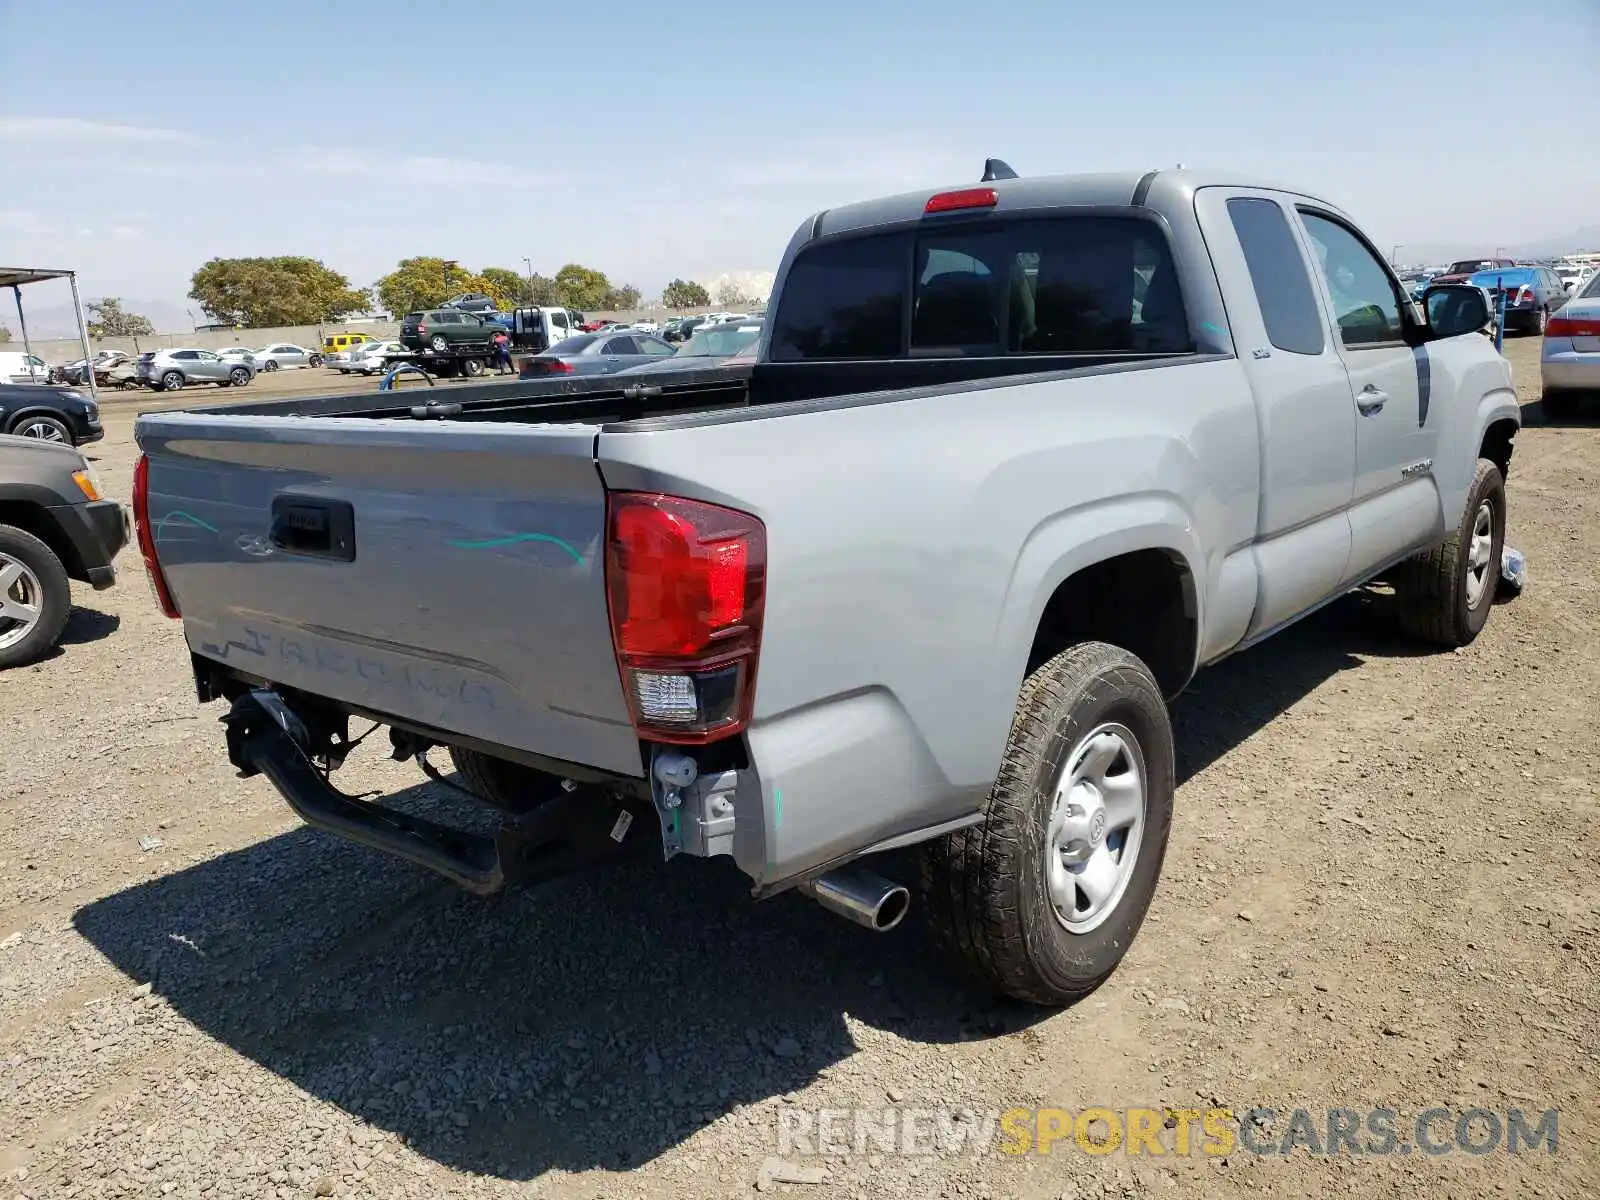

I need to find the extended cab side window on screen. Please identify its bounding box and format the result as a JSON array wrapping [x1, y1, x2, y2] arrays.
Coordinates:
[[1226, 197, 1325, 355], [1298, 211, 1405, 349]]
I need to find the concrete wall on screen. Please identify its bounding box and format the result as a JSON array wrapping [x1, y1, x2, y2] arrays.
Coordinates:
[[16, 307, 758, 361]]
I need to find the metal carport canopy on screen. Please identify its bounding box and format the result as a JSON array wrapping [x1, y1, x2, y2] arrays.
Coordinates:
[[2, 266, 97, 399]]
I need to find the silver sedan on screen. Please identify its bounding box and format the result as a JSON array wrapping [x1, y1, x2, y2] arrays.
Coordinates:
[[1541, 272, 1600, 419], [517, 332, 677, 378]]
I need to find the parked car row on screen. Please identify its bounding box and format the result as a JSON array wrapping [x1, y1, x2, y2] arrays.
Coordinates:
[[517, 317, 764, 378]]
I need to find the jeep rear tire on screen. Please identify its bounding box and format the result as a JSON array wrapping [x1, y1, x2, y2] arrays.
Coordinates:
[[0, 524, 72, 670], [921, 641, 1175, 1006], [1396, 458, 1505, 648]]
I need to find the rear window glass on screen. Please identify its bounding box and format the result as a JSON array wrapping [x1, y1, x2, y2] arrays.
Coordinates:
[[549, 334, 599, 354], [770, 215, 1191, 361], [1469, 267, 1535, 286], [769, 233, 909, 361]]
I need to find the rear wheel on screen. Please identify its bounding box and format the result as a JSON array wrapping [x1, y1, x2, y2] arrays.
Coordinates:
[[161, 371, 185, 392], [262, 360, 279, 372], [229, 367, 251, 387], [447, 746, 566, 815], [430, 335, 450, 353], [0, 525, 72, 670], [921, 641, 1175, 1006], [461, 357, 485, 377], [1396, 458, 1505, 647]]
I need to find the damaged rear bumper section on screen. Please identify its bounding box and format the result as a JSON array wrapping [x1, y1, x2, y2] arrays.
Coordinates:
[[217, 686, 981, 919], [219, 688, 644, 894]]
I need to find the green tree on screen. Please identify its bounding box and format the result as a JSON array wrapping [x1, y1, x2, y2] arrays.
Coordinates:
[[86, 298, 156, 344], [552, 263, 613, 311], [0, 326, 11, 344], [190, 257, 369, 327], [374, 257, 496, 317], [478, 266, 563, 308], [604, 284, 642, 311], [661, 279, 711, 309], [477, 267, 526, 309]]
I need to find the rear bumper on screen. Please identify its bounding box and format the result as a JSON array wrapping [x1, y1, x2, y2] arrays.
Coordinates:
[[49, 497, 130, 588], [1541, 344, 1600, 391], [220, 688, 645, 894]]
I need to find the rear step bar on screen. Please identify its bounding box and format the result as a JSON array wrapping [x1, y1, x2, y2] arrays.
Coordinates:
[[220, 689, 636, 894]]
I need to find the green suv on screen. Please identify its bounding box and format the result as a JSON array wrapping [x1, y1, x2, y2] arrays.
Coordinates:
[[400, 309, 500, 352]]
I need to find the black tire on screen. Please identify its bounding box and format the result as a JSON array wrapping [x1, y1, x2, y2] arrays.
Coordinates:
[[10, 414, 73, 445], [429, 335, 450, 353], [1540, 390, 1578, 421], [229, 367, 250, 388], [447, 746, 566, 815], [1395, 458, 1505, 647], [461, 357, 485, 377], [263, 360, 279, 372], [921, 641, 1175, 1006], [1533, 307, 1549, 336], [161, 371, 185, 392], [309, 354, 324, 367], [0, 524, 72, 670]]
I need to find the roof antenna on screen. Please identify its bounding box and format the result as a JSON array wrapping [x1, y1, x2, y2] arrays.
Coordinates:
[[981, 158, 1018, 182]]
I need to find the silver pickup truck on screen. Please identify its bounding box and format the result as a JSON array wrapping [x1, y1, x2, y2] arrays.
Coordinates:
[[133, 166, 1519, 1005]]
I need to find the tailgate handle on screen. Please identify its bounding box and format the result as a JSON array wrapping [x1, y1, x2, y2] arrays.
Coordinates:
[[269, 496, 356, 561]]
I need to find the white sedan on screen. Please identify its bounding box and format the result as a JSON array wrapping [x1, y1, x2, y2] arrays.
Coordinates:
[[252, 343, 321, 372], [342, 341, 407, 375]]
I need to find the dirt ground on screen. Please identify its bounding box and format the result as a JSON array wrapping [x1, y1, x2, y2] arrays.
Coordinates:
[[2, 337, 1595, 1200]]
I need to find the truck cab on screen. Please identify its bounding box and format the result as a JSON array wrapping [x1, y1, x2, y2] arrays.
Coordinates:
[[508, 306, 583, 353]]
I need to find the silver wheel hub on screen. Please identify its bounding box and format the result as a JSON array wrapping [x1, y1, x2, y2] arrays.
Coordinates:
[[1465, 500, 1494, 609], [1046, 723, 1147, 934], [0, 553, 44, 650], [21, 421, 64, 443]]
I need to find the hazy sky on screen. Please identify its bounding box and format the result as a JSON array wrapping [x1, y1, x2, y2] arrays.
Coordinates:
[[2, 0, 1597, 312]]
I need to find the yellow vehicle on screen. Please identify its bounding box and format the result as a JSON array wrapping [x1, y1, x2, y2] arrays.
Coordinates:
[[322, 332, 377, 355]]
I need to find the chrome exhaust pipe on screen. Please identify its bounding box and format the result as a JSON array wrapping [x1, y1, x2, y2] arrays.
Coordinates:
[[800, 867, 910, 932]]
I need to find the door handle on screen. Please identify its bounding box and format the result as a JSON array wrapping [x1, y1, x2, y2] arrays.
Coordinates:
[[1356, 386, 1387, 415]]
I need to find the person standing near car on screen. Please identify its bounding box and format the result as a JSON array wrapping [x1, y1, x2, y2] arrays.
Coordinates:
[[492, 329, 512, 375]]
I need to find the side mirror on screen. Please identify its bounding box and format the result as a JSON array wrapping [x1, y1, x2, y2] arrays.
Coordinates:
[[1423, 284, 1492, 339]]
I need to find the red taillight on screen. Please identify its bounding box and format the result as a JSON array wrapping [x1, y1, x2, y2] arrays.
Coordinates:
[[605, 492, 766, 744], [131, 453, 180, 619], [533, 359, 573, 374], [1547, 314, 1600, 338], [417, 322, 427, 335], [924, 187, 998, 214], [1517, 286, 1534, 304]]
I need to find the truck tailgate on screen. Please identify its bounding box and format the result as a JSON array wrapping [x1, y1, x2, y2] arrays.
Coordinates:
[[135, 413, 643, 777]]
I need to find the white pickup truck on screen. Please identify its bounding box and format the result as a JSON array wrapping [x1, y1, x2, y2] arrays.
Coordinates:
[[132, 165, 1519, 1005]]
